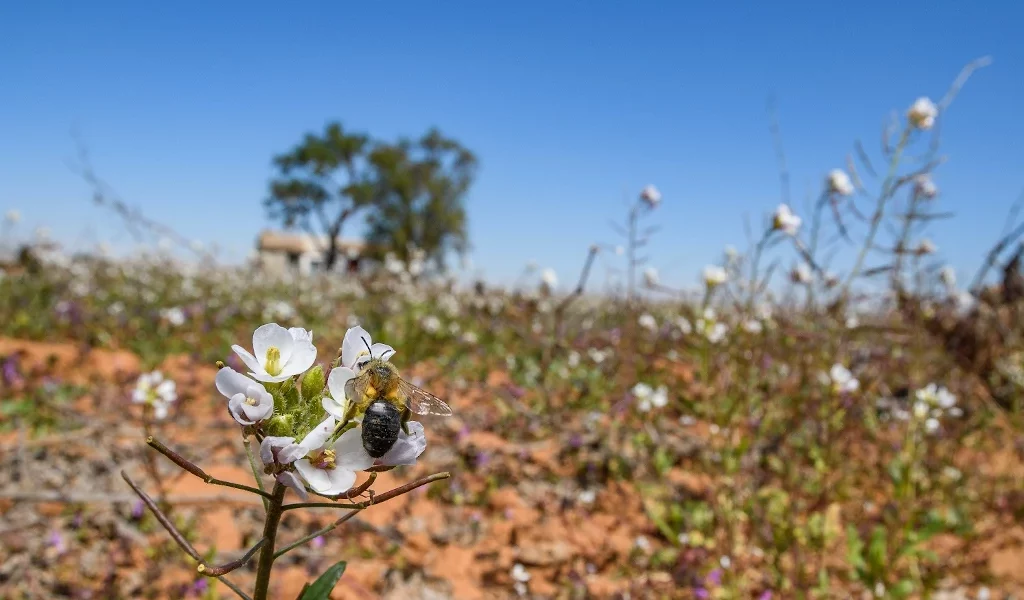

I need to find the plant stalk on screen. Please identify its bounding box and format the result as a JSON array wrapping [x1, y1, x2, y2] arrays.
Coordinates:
[[252, 482, 287, 600]]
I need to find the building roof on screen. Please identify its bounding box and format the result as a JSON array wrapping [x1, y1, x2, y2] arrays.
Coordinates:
[[257, 230, 366, 254]]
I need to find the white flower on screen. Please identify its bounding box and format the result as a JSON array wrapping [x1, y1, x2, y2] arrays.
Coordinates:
[[772, 204, 802, 236], [908, 97, 938, 130], [940, 266, 956, 289], [742, 319, 763, 334], [341, 326, 395, 371], [676, 316, 693, 335], [638, 313, 657, 331], [4, 210, 20, 224], [913, 400, 930, 419], [232, 323, 318, 383], [635, 383, 668, 412], [925, 417, 940, 434], [461, 331, 478, 345], [384, 253, 405, 275], [914, 175, 939, 199], [643, 267, 659, 287], [954, 291, 976, 316], [640, 184, 662, 208], [577, 489, 596, 504], [421, 315, 441, 333], [567, 351, 581, 368], [917, 239, 937, 255], [216, 367, 274, 425], [703, 265, 728, 288], [720, 555, 732, 569], [132, 371, 177, 420], [790, 263, 812, 284], [511, 563, 532, 583], [160, 306, 187, 327], [634, 536, 652, 552], [827, 169, 854, 196], [260, 435, 305, 466], [292, 416, 374, 496], [724, 245, 739, 260], [828, 364, 859, 394], [541, 268, 558, 288], [336, 418, 428, 468]]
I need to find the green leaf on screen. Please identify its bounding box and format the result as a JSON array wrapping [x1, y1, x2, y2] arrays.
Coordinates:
[[846, 524, 866, 574], [298, 560, 347, 600], [891, 579, 915, 598]]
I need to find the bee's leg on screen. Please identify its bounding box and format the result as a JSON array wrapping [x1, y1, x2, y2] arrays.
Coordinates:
[[400, 405, 412, 435]]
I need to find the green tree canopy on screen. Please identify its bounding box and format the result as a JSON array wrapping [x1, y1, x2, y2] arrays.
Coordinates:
[[264, 122, 375, 270], [364, 128, 477, 270]]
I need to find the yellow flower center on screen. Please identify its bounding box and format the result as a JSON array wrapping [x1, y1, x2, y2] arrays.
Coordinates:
[[312, 449, 336, 470], [264, 346, 282, 376], [244, 396, 259, 406]]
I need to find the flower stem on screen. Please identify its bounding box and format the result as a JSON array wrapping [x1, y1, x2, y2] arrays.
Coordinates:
[[252, 482, 287, 600], [274, 508, 362, 559]]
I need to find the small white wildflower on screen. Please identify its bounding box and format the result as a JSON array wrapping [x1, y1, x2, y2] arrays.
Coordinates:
[[829, 364, 859, 394], [940, 266, 956, 289], [742, 319, 763, 334], [638, 313, 657, 331], [160, 306, 187, 327], [567, 351, 580, 368], [907, 97, 938, 130], [680, 415, 696, 426], [132, 371, 177, 420], [914, 174, 939, 199], [719, 555, 732, 569], [790, 263, 812, 284], [827, 169, 854, 196], [772, 204, 802, 236], [676, 316, 693, 335], [703, 265, 728, 288], [421, 315, 441, 333], [292, 416, 371, 496], [724, 245, 738, 260], [511, 563, 532, 583], [917, 239, 937, 255], [633, 536, 652, 552], [461, 331, 478, 345], [640, 184, 662, 208], [875, 582, 886, 598], [541, 268, 558, 288], [925, 417, 940, 434], [977, 587, 990, 600], [216, 367, 274, 425], [643, 267, 659, 287], [846, 316, 859, 329], [577, 489, 597, 504], [4, 209, 20, 224]]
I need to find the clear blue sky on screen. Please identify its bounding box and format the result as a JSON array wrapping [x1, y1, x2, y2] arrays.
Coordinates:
[[2, 2, 1022, 289]]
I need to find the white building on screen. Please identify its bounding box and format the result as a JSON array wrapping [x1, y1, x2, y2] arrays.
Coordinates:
[[255, 230, 366, 276]]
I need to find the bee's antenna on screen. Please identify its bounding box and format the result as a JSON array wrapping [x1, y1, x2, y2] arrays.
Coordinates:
[[362, 336, 372, 355]]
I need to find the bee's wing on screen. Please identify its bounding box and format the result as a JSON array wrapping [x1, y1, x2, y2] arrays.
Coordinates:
[[398, 378, 453, 416], [344, 372, 372, 405]]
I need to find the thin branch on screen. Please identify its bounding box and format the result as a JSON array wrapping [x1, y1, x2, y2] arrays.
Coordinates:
[[281, 471, 451, 512], [198, 538, 267, 577], [274, 509, 363, 559], [147, 436, 274, 500], [243, 437, 269, 512]]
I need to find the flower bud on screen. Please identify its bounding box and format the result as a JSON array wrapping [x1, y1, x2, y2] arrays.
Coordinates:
[[265, 414, 294, 437], [301, 365, 326, 401]]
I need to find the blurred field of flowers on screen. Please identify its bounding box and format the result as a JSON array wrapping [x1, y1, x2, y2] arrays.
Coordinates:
[[2, 70, 1024, 599]]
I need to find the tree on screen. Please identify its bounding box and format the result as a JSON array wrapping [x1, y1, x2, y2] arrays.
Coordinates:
[[364, 128, 477, 270], [265, 122, 375, 271]]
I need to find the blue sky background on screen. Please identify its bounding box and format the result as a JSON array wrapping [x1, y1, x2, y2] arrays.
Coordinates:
[[1, 2, 1022, 290]]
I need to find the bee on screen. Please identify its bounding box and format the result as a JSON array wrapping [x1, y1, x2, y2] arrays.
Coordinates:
[[336, 339, 453, 458]]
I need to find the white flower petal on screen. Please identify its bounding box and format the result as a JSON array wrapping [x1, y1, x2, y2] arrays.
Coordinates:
[[380, 421, 427, 466], [252, 323, 296, 366], [299, 415, 337, 452], [370, 343, 396, 362], [333, 428, 375, 471], [228, 394, 253, 424], [288, 327, 313, 343], [260, 436, 298, 464], [342, 326, 372, 369], [327, 367, 356, 403], [215, 367, 255, 398], [294, 459, 332, 493], [322, 396, 347, 420], [231, 345, 270, 380], [279, 341, 317, 378], [276, 471, 308, 501], [323, 467, 358, 495]]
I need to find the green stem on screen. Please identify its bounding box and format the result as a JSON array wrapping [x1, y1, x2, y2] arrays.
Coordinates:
[[252, 482, 287, 600], [243, 437, 269, 512], [274, 508, 362, 559]]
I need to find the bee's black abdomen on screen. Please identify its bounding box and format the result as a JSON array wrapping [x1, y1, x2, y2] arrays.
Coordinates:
[[361, 401, 401, 458]]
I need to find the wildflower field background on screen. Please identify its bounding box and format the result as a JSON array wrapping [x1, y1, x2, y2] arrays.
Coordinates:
[[3, 8, 1024, 600]]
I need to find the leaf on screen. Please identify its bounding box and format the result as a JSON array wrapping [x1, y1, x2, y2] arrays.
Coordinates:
[[846, 524, 866, 574], [298, 561, 347, 600], [891, 579, 915, 598]]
